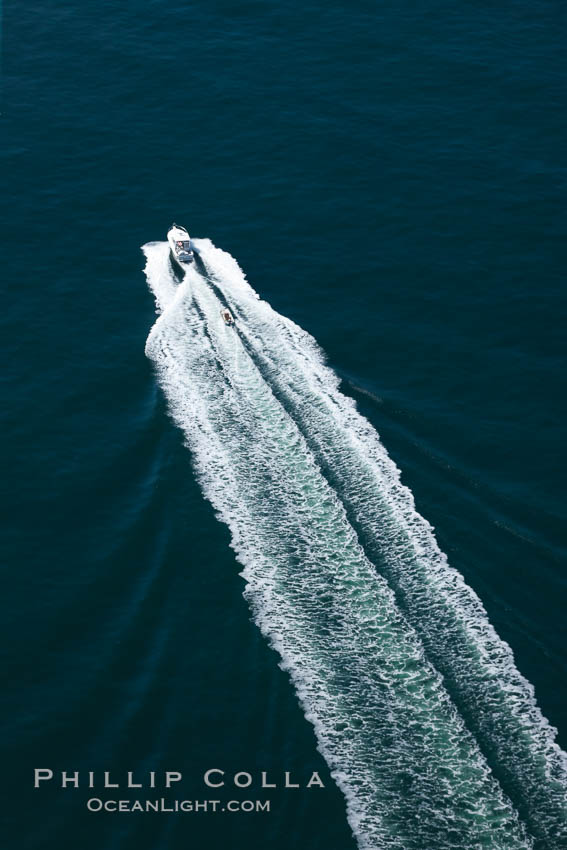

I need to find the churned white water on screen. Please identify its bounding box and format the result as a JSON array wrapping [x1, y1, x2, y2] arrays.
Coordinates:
[[143, 240, 567, 849]]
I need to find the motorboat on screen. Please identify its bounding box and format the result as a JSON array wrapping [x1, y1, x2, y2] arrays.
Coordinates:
[[220, 308, 235, 326], [167, 223, 194, 266]]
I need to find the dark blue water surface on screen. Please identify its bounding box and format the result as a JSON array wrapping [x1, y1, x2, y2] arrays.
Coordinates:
[[2, 2, 566, 849]]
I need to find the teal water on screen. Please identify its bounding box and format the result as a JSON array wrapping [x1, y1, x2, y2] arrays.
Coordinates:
[[2, 2, 566, 849]]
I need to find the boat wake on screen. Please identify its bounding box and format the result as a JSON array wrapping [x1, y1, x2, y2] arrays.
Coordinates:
[[143, 239, 567, 850]]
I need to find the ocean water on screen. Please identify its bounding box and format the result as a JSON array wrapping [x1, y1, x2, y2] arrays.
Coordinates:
[[2, 2, 566, 849]]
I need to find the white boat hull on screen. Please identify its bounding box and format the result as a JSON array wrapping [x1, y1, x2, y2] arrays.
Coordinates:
[[167, 224, 194, 266]]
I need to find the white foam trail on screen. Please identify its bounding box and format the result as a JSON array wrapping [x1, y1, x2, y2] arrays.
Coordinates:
[[143, 240, 561, 849]]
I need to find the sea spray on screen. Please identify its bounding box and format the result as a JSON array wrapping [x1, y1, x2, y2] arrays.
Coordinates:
[[143, 241, 555, 849]]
